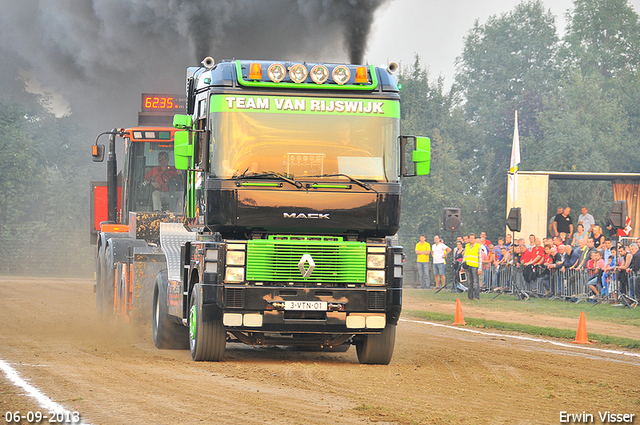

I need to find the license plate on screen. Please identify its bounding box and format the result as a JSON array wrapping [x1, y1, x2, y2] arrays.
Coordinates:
[[284, 301, 327, 311]]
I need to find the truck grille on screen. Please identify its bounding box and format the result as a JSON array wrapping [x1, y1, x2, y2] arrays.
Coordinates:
[[367, 291, 386, 310], [225, 288, 244, 308], [246, 235, 366, 284]]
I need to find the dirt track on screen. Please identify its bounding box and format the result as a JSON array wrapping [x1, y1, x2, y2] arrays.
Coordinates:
[[1, 277, 639, 425]]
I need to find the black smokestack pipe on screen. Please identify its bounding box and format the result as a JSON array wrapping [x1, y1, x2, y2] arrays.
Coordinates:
[[107, 129, 118, 224]]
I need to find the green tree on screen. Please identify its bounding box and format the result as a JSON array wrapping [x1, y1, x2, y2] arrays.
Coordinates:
[[0, 99, 92, 276], [456, 0, 560, 137], [524, 72, 631, 172], [397, 57, 481, 254], [562, 0, 640, 79], [454, 0, 561, 239], [526, 0, 640, 225]]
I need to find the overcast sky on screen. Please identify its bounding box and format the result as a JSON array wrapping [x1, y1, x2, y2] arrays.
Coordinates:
[[365, 0, 640, 87]]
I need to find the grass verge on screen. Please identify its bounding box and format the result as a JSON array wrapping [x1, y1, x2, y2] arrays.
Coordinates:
[[404, 288, 640, 327], [404, 309, 640, 349]]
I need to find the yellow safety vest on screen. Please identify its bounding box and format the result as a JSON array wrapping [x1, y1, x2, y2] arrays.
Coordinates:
[[464, 243, 480, 267]]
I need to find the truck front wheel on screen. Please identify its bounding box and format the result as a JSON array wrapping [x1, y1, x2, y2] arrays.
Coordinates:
[[152, 279, 189, 350], [188, 285, 226, 361], [355, 324, 396, 365]]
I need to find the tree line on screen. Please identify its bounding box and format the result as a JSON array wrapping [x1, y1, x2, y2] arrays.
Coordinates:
[[0, 93, 92, 276]]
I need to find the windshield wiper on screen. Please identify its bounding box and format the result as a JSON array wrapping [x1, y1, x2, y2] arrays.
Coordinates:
[[235, 171, 303, 189], [306, 174, 377, 192]]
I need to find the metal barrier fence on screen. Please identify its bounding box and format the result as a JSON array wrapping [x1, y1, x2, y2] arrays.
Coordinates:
[[618, 237, 638, 247], [451, 263, 638, 307]]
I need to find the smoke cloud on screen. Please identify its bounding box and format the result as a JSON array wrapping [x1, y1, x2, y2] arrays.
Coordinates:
[[0, 0, 388, 131]]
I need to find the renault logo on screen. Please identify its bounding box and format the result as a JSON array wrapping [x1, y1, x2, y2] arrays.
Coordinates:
[[298, 254, 315, 278]]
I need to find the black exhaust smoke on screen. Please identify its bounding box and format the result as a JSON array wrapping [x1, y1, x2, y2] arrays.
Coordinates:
[[0, 0, 389, 128]]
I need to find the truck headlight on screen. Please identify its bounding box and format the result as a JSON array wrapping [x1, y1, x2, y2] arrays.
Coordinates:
[[268, 63, 286, 83], [289, 64, 308, 83], [367, 254, 385, 269], [366, 270, 385, 286], [205, 262, 218, 273], [332, 65, 351, 85], [226, 251, 245, 266], [205, 249, 218, 260], [205, 249, 219, 273], [310, 65, 329, 84], [225, 267, 245, 283]]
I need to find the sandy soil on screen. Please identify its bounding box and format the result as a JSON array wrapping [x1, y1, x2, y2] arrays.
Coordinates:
[[0, 277, 639, 425]]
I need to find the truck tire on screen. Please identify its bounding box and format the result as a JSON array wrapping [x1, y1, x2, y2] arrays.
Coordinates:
[[152, 279, 189, 350], [97, 246, 115, 321], [355, 324, 396, 365], [188, 284, 226, 361], [95, 246, 105, 317]]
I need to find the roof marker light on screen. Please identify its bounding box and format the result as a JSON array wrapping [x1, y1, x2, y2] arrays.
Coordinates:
[[310, 65, 329, 84], [249, 63, 262, 80], [289, 64, 308, 83], [354, 66, 368, 83], [332, 65, 351, 85], [267, 63, 286, 83]]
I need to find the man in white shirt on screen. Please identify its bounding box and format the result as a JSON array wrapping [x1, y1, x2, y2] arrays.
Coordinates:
[[577, 207, 595, 234], [432, 236, 451, 288]]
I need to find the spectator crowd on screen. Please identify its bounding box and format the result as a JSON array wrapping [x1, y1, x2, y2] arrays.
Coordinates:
[[415, 206, 639, 304]]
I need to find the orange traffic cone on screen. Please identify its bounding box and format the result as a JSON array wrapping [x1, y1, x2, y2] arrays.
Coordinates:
[[453, 298, 466, 325], [571, 311, 592, 344]]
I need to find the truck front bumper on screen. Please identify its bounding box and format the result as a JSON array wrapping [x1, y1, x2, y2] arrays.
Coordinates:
[[200, 284, 401, 333]]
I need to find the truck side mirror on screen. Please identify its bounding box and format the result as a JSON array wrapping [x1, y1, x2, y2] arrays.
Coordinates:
[[173, 130, 193, 170], [92, 144, 105, 162], [173, 114, 193, 130], [400, 136, 431, 177], [413, 136, 431, 176]]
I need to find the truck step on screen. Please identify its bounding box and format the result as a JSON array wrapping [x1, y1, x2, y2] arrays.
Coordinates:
[[160, 223, 196, 281]]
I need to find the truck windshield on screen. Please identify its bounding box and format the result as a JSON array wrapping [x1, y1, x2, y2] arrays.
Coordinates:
[[208, 94, 400, 182], [125, 141, 182, 214]]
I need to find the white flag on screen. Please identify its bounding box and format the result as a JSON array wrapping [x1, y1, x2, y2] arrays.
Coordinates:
[[510, 110, 520, 173], [509, 111, 520, 202]]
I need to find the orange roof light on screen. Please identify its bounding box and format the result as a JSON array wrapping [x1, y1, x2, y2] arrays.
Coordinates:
[[354, 66, 368, 84], [249, 63, 262, 80]]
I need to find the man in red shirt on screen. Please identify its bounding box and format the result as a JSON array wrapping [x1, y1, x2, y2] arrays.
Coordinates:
[[145, 151, 180, 212], [480, 231, 491, 246], [520, 245, 533, 264], [527, 238, 546, 266], [587, 250, 606, 296]]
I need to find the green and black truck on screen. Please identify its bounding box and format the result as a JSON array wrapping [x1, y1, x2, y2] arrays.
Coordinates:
[[95, 58, 430, 365]]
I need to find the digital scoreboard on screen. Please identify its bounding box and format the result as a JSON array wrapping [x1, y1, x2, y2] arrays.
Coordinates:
[[139, 93, 186, 125], [141, 94, 186, 112]]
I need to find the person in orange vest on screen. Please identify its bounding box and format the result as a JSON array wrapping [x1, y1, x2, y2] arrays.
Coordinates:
[[463, 233, 482, 299]]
